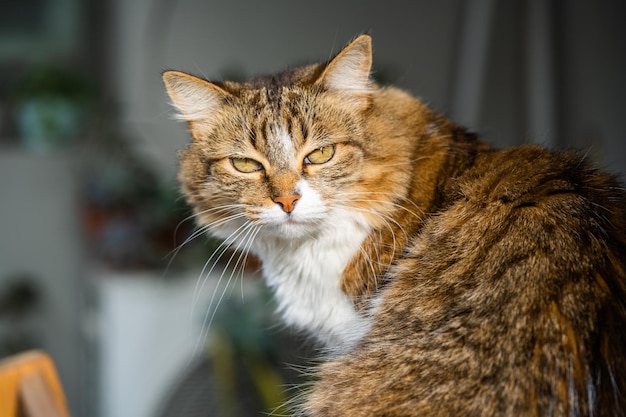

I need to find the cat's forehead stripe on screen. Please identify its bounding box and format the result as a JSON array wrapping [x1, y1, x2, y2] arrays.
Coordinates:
[[274, 125, 296, 158]]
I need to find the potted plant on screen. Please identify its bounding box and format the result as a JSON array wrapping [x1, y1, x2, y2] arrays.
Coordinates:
[[11, 65, 94, 151]]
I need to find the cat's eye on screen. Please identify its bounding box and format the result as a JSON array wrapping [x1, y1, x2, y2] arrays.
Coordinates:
[[305, 145, 335, 165], [231, 157, 264, 173]]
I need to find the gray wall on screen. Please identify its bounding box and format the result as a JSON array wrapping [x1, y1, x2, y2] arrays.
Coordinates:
[[108, 0, 625, 180], [108, 0, 464, 179]]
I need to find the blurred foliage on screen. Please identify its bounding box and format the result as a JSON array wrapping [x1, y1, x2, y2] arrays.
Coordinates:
[[75, 101, 227, 272], [8, 65, 97, 146], [0, 274, 41, 357], [9, 65, 96, 102], [0, 275, 39, 317], [79, 126, 215, 272]]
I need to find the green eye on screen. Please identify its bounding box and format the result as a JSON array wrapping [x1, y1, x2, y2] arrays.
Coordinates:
[[231, 157, 263, 173], [305, 145, 335, 165]]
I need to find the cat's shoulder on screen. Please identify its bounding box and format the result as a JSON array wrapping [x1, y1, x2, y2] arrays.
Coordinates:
[[426, 144, 626, 252], [451, 144, 624, 212]]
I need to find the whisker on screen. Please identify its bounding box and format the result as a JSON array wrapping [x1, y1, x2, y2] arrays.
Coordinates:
[[193, 222, 259, 355], [190, 213, 252, 314], [333, 203, 411, 280], [237, 225, 263, 300], [339, 203, 408, 246], [359, 246, 379, 290], [336, 191, 425, 218], [163, 204, 249, 273], [162, 223, 213, 276]]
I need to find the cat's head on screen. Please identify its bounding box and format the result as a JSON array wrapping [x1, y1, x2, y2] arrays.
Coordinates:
[[163, 35, 409, 243]]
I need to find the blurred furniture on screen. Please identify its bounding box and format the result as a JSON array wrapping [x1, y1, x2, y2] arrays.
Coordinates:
[[0, 350, 71, 417], [0, 151, 87, 416]]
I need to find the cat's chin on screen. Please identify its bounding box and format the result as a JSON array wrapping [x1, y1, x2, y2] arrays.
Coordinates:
[[261, 217, 323, 241]]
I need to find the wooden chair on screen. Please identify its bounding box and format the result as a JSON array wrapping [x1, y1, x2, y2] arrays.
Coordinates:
[[0, 350, 71, 417]]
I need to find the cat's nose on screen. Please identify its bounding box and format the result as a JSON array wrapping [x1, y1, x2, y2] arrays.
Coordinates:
[[273, 194, 300, 213]]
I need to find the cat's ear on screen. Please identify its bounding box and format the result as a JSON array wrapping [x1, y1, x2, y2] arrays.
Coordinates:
[[316, 34, 373, 100], [162, 70, 230, 122]]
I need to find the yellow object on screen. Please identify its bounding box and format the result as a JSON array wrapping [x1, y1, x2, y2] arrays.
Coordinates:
[[0, 350, 71, 417]]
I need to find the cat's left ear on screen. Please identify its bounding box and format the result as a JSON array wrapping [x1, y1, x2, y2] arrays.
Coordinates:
[[162, 70, 231, 122], [316, 34, 373, 102]]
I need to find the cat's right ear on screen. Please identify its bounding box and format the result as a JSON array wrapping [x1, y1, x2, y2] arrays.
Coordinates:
[[315, 34, 373, 104], [162, 71, 230, 122]]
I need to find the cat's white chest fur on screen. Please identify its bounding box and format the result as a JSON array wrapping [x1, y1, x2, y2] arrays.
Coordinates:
[[207, 178, 374, 351], [254, 207, 372, 352]]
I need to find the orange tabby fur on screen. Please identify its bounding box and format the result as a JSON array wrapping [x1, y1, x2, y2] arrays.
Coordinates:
[[163, 35, 626, 417]]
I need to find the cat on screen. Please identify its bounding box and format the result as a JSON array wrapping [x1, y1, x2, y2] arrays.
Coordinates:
[[162, 34, 626, 417]]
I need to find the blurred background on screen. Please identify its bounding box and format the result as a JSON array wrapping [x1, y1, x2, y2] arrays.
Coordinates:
[[0, 1, 624, 416]]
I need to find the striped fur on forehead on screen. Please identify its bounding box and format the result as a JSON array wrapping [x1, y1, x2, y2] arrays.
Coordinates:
[[236, 87, 309, 164]]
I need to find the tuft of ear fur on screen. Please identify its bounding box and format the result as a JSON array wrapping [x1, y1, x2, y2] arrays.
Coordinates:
[[162, 71, 230, 122], [317, 34, 373, 98]]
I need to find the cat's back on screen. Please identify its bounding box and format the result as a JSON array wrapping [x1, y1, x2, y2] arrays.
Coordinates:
[[455, 144, 626, 218], [307, 145, 626, 417], [437, 144, 626, 262], [413, 144, 626, 295]]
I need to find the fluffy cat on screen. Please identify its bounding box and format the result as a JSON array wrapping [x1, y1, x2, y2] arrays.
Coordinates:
[[163, 35, 626, 417]]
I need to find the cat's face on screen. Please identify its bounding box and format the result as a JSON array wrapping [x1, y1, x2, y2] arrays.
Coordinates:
[[185, 87, 371, 241], [164, 35, 398, 244]]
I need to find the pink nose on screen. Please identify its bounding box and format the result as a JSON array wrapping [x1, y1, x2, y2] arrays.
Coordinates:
[[273, 194, 300, 213]]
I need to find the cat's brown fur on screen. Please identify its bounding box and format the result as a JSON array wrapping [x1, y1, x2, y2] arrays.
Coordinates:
[[308, 145, 626, 416], [163, 35, 626, 416]]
